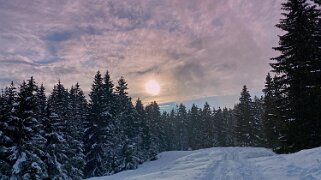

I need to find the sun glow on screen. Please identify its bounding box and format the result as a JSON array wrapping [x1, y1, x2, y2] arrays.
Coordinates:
[[145, 80, 160, 96]]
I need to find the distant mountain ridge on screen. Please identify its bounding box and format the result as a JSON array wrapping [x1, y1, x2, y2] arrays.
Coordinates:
[[159, 91, 263, 112]]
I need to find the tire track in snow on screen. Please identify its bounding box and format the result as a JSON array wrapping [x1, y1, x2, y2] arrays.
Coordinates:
[[197, 148, 266, 180]]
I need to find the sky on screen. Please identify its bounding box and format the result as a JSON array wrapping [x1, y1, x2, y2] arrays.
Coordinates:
[[0, 0, 284, 106]]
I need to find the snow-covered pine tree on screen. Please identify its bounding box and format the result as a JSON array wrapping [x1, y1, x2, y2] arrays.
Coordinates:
[[214, 107, 228, 147], [145, 101, 162, 160], [271, 0, 321, 152], [48, 81, 70, 129], [187, 104, 201, 150], [69, 83, 87, 142], [0, 82, 18, 179], [36, 84, 47, 121], [114, 77, 141, 171], [135, 98, 151, 162], [160, 111, 171, 151], [252, 96, 266, 147], [47, 80, 79, 179], [43, 105, 70, 179], [35, 84, 65, 180], [100, 71, 120, 174], [201, 102, 214, 148], [175, 104, 189, 150], [67, 83, 87, 179], [84, 71, 111, 177], [10, 77, 48, 179], [223, 107, 235, 146], [262, 74, 282, 150], [167, 108, 177, 151], [234, 85, 254, 146]]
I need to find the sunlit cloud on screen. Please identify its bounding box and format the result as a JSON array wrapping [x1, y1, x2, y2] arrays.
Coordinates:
[[0, 0, 284, 104]]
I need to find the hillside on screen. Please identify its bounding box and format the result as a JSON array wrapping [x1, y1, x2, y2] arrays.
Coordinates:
[[89, 147, 321, 180]]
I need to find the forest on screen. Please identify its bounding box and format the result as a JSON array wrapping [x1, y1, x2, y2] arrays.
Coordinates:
[[0, 72, 268, 179], [0, 0, 321, 179]]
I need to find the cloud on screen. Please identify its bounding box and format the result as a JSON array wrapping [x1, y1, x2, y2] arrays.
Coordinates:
[[0, 0, 284, 104], [45, 31, 73, 42]]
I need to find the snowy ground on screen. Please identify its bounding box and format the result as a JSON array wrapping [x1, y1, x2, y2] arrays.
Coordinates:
[[88, 147, 321, 180]]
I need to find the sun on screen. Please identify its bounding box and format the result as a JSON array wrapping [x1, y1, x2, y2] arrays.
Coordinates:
[[145, 80, 160, 96]]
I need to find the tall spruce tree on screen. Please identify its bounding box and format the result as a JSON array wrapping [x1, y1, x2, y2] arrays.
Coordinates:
[[11, 77, 48, 179], [84, 71, 112, 177], [234, 85, 254, 146], [115, 77, 141, 171], [223, 107, 235, 146], [35, 84, 67, 180], [145, 101, 162, 159], [167, 108, 177, 151], [214, 107, 228, 147], [135, 98, 150, 162], [160, 111, 172, 151], [100, 71, 118, 174], [36, 84, 47, 120], [67, 83, 87, 179], [43, 106, 70, 179], [262, 74, 281, 150], [175, 104, 189, 150], [69, 83, 87, 141], [252, 96, 266, 146], [188, 104, 202, 150], [48, 80, 83, 179], [271, 0, 321, 152], [201, 102, 214, 148], [0, 82, 18, 179]]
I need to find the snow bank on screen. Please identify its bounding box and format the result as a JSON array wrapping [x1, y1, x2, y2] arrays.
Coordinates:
[[88, 147, 321, 180], [252, 147, 321, 180]]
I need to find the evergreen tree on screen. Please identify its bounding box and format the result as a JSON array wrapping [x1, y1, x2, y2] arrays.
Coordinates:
[[175, 104, 189, 150], [223, 108, 235, 146], [36, 84, 47, 120], [115, 77, 141, 171], [67, 83, 87, 179], [11, 77, 48, 179], [0, 82, 18, 179], [160, 111, 171, 151], [84, 71, 112, 177], [69, 83, 87, 141], [234, 85, 254, 146], [43, 106, 70, 179], [252, 96, 266, 146], [271, 0, 321, 152], [145, 101, 162, 160], [35, 84, 68, 180], [214, 107, 228, 147], [201, 102, 213, 148], [135, 98, 150, 162], [48, 80, 83, 179], [188, 104, 201, 150], [262, 74, 281, 149], [167, 108, 177, 151], [100, 71, 118, 174]]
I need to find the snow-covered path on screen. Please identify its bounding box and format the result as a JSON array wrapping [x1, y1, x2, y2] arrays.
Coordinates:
[[89, 147, 321, 180], [161, 147, 269, 180]]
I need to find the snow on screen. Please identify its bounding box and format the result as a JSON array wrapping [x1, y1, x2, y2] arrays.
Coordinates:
[[88, 147, 321, 180], [31, 162, 41, 171], [101, 111, 112, 117], [12, 152, 27, 174]]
